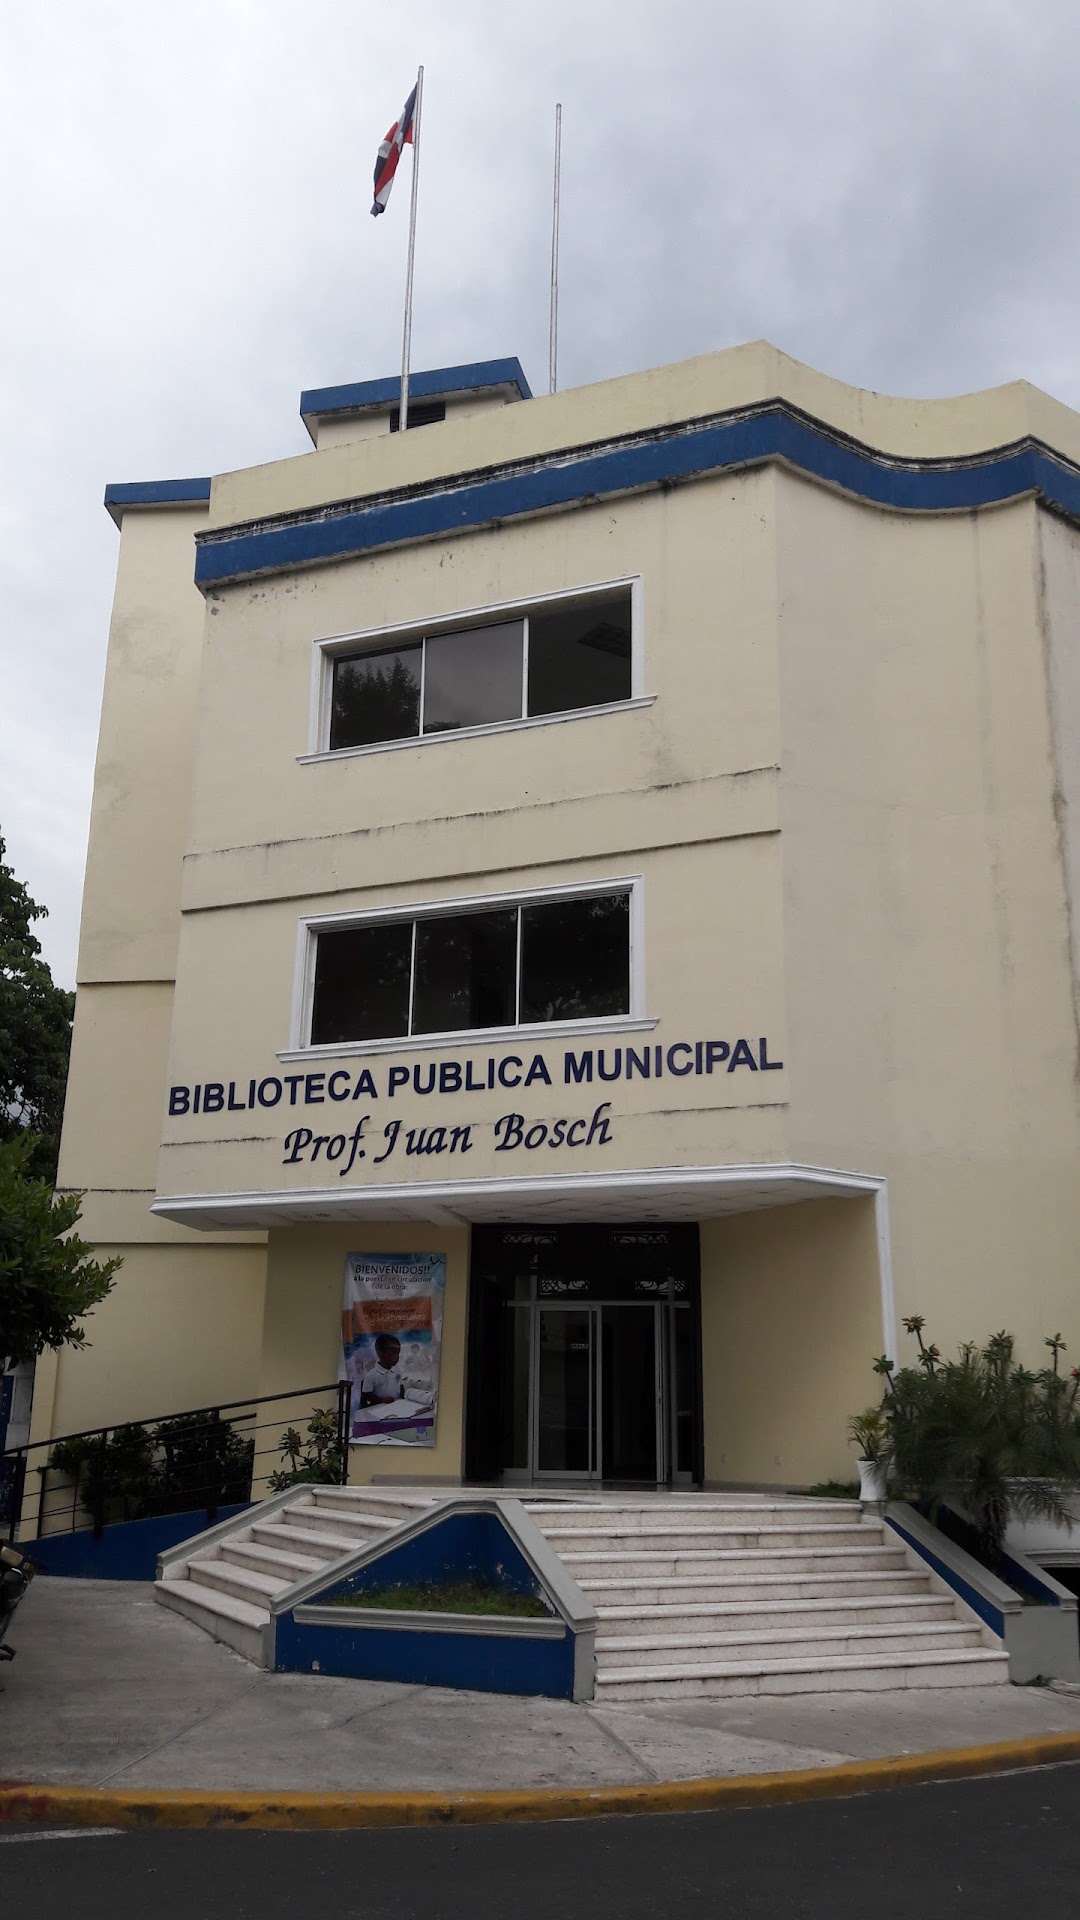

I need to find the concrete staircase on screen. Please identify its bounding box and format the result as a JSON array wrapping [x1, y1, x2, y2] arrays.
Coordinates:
[[154, 1486, 439, 1662], [524, 1495, 1010, 1702]]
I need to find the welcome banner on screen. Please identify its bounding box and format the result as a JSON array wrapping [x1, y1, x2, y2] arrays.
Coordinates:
[[340, 1252, 445, 1446]]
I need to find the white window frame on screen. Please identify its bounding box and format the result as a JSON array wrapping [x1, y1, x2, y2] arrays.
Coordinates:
[[282, 875, 651, 1060], [301, 576, 647, 763]]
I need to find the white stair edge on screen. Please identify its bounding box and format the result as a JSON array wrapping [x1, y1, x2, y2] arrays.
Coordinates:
[[155, 1578, 267, 1664], [193, 1560, 291, 1601], [598, 1621, 985, 1655], [595, 1593, 958, 1621], [250, 1520, 366, 1557], [597, 1646, 1009, 1685], [221, 1540, 325, 1575]]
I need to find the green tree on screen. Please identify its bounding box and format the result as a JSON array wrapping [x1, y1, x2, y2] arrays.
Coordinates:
[[0, 1133, 120, 1367], [0, 832, 75, 1181]]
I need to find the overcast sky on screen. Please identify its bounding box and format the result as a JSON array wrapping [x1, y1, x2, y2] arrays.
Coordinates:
[[2, 0, 1079, 987]]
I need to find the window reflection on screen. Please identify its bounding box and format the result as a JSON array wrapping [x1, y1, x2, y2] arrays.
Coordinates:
[[422, 622, 523, 733], [520, 892, 630, 1023], [330, 646, 420, 750], [412, 910, 517, 1034]]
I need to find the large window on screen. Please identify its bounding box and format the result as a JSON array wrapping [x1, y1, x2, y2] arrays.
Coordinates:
[[308, 888, 632, 1047], [325, 586, 634, 754]]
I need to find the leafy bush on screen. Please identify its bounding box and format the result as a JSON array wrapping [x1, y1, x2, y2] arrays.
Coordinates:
[[870, 1319, 1080, 1563], [48, 1412, 254, 1530], [267, 1407, 344, 1491]]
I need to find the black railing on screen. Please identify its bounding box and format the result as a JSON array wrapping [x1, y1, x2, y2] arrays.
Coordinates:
[[1, 1381, 350, 1545]]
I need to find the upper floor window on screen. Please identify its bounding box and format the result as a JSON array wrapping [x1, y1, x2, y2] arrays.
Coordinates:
[[305, 884, 634, 1049], [324, 584, 634, 754]]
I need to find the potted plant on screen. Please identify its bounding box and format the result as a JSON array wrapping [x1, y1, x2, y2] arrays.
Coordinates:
[[848, 1406, 889, 1504]]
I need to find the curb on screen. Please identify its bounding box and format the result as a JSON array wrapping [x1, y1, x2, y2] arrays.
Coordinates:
[[2, 1733, 1080, 1830]]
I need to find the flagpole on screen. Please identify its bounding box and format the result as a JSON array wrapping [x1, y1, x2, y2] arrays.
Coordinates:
[[548, 102, 562, 395], [399, 64, 424, 433]]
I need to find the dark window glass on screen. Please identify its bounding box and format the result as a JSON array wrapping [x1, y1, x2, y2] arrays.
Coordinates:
[[519, 892, 630, 1024], [527, 592, 632, 718], [311, 922, 412, 1044], [412, 909, 517, 1035], [330, 645, 421, 751], [422, 621, 523, 734]]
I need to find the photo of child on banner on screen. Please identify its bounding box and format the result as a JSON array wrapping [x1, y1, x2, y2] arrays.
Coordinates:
[[340, 1252, 445, 1445]]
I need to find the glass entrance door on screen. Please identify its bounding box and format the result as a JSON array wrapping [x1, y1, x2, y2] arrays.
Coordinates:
[[600, 1304, 660, 1483], [531, 1302, 668, 1484], [465, 1224, 703, 1488], [534, 1306, 597, 1478]]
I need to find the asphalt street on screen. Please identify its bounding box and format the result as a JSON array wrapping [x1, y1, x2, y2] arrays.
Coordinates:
[[6, 1763, 1080, 1920]]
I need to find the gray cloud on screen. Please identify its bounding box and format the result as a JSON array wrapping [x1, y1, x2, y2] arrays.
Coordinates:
[[2, 0, 1078, 982]]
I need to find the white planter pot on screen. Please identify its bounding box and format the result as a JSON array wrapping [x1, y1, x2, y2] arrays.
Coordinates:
[[857, 1458, 887, 1503]]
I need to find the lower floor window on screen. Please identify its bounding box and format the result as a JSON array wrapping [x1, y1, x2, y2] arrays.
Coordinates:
[[309, 889, 631, 1046]]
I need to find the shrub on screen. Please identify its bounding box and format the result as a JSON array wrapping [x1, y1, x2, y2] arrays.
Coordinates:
[[267, 1407, 344, 1491], [871, 1320, 1080, 1563]]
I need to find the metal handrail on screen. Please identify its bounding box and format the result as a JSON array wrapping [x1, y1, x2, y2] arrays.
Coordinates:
[[1, 1380, 350, 1544], [31, 1383, 348, 1457]]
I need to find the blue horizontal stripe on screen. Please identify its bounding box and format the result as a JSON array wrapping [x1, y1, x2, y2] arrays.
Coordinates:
[[300, 356, 532, 420], [194, 405, 1080, 589], [105, 476, 212, 520]]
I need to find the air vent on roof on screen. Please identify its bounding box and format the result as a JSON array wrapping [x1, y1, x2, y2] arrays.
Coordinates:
[[389, 400, 447, 432]]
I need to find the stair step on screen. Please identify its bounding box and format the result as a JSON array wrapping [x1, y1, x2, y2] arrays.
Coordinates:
[[194, 1560, 291, 1602], [596, 1647, 1010, 1701], [596, 1622, 984, 1667], [579, 1571, 930, 1604], [537, 1526, 877, 1551], [250, 1520, 360, 1560], [312, 1487, 438, 1511], [595, 1594, 957, 1635], [221, 1540, 324, 1577], [525, 1499, 863, 1528], [559, 1548, 906, 1577], [155, 1578, 268, 1664], [281, 1503, 396, 1537]]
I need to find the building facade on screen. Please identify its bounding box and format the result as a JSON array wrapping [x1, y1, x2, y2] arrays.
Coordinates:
[[34, 343, 1080, 1490]]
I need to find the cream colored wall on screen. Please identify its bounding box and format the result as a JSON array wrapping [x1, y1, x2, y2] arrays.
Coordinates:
[[701, 1197, 883, 1487], [156, 463, 790, 1205], [158, 834, 788, 1202], [46, 500, 269, 1446], [45, 1244, 267, 1438], [774, 475, 1080, 1364], [185, 471, 779, 894], [55, 341, 1080, 1458], [1036, 509, 1080, 1026], [208, 340, 1080, 536], [258, 1224, 469, 1483], [313, 390, 512, 450], [77, 505, 209, 984]]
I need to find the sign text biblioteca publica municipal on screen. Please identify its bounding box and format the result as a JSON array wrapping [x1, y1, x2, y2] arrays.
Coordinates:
[[165, 1036, 783, 1176]]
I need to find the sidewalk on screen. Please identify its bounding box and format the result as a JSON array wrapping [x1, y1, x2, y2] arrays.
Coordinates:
[[5, 1577, 1080, 1795]]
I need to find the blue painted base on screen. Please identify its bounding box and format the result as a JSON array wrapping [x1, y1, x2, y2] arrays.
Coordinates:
[[274, 1613, 575, 1698], [26, 1504, 251, 1581], [273, 1507, 581, 1698]]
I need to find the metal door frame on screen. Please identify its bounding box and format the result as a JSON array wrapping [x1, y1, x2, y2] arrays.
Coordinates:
[[527, 1298, 682, 1486]]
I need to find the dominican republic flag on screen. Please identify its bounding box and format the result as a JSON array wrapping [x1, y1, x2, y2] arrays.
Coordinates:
[[371, 85, 417, 217]]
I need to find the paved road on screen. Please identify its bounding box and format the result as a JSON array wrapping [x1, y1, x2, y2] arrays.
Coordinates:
[[6, 1764, 1080, 1919]]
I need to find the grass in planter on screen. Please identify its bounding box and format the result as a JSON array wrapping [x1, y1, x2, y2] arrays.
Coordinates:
[[804, 1480, 861, 1499], [328, 1580, 552, 1618]]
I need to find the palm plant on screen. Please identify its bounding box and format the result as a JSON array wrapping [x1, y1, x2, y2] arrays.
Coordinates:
[[873, 1320, 1080, 1563]]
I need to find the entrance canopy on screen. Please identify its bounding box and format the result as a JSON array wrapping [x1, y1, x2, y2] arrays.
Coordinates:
[[152, 1161, 882, 1231]]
